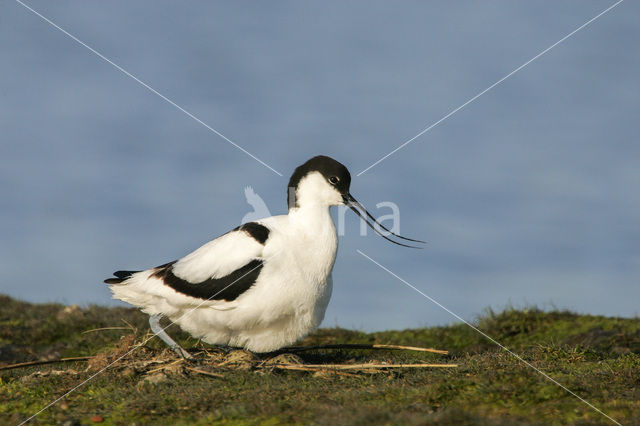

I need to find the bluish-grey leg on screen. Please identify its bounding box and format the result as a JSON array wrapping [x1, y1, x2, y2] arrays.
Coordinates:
[[149, 314, 193, 359]]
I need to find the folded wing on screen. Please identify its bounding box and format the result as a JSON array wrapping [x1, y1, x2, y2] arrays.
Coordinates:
[[105, 222, 270, 303]]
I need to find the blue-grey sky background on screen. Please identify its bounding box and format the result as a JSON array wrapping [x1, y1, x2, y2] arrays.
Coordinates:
[[2, 1, 638, 331]]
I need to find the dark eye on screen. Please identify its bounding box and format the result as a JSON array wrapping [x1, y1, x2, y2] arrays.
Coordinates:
[[328, 176, 339, 185]]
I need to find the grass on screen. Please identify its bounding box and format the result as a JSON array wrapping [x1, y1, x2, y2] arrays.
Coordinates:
[[1, 294, 639, 425]]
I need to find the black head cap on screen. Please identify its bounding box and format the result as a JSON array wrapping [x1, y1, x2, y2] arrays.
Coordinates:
[[287, 155, 351, 208]]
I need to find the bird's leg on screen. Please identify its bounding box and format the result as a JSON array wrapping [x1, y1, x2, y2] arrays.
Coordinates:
[[149, 314, 193, 359]]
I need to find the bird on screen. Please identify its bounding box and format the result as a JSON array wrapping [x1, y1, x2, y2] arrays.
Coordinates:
[[105, 155, 424, 357]]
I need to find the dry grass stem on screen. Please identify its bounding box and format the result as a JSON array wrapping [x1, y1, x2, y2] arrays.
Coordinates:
[[185, 366, 224, 378], [271, 362, 458, 371], [146, 359, 185, 374], [281, 343, 448, 355], [82, 326, 134, 334], [0, 356, 93, 371]]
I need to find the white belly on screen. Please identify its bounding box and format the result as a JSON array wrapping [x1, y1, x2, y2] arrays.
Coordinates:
[[169, 214, 338, 352]]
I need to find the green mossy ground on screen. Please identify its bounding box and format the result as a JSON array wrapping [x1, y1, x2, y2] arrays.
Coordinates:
[[1, 294, 638, 425]]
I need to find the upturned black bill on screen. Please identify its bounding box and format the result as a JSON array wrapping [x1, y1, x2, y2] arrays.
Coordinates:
[[344, 194, 425, 248]]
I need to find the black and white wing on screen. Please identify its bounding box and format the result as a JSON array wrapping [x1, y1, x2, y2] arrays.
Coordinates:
[[105, 222, 271, 305]]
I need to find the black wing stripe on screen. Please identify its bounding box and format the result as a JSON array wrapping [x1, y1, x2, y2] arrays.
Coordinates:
[[233, 222, 270, 245], [153, 260, 263, 302], [104, 270, 140, 284], [114, 270, 140, 279]]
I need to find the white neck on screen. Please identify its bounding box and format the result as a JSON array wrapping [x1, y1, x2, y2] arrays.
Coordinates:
[[288, 203, 335, 234], [287, 203, 338, 283]]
